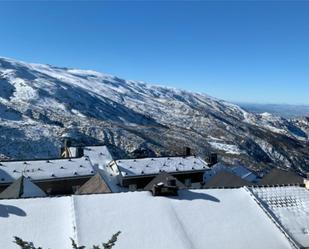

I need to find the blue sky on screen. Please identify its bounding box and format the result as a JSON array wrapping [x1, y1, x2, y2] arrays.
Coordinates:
[[0, 1, 308, 104]]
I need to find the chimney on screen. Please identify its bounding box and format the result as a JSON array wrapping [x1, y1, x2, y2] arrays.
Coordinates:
[[61, 139, 72, 158], [185, 147, 191, 156], [206, 153, 218, 166], [75, 147, 84, 158], [64, 139, 71, 148]]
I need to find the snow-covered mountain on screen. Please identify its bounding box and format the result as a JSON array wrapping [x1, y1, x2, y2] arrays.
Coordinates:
[[0, 57, 308, 172], [238, 103, 309, 118]]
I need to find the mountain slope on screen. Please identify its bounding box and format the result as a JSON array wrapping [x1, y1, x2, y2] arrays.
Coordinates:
[[0, 57, 308, 173], [238, 103, 309, 118]]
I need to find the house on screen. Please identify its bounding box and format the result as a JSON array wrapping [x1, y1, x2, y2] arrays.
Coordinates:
[[1, 186, 307, 249], [203, 171, 251, 188], [144, 172, 186, 196], [144, 172, 186, 191], [110, 156, 210, 189], [69, 145, 123, 193], [259, 168, 304, 186], [204, 163, 258, 183], [0, 157, 95, 195], [69, 145, 114, 167], [0, 176, 46, 199]]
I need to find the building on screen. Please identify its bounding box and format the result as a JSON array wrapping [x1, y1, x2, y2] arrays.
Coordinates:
[[109, 156, 210, 189], [0, 157, 95, 195], [1, 186, 308, 249], [203, 171, 251, 188], [0, 176, 46, 199], [75, 173, 112, 195], [259, 168, 305, 186], [69, 145, 114, 167], [204, 163, 258, 183], [144, 171, 186, 196], [251, 186, 309, 249], [69, 145, 123, 193]]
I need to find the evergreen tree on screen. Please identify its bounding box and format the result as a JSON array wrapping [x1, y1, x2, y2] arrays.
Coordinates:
[[13, 236, 42, 249], [70, 238, 85, 249], [102, 231, 121, 249], [13, 231, 121, 249]]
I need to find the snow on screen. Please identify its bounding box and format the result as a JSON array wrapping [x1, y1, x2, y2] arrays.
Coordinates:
[[80, 146, 113, 167], [0, 157, 95, 184], [209, 142, 242, 155], [0, 188, 294, 249], [67, 69, 105, 78], [261, 112, 273, 117], [114, 156, 209, 177], [244, 111, 289, 135], [11, 78, 38, 102], [1, 56, 309, 172], [251, 186, 309, 248], [0, 197, 74, 249], [69, 146, 123, 192]]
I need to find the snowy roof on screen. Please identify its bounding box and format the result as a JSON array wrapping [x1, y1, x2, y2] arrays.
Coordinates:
[[251, 186, 309, 248], [69, 146, 113, 167], [0, 157, 95, 184], [70, 146, 123, 193], [204, 163, 258, 183], [0, 188, 294, 249], [115, 156, 209, 177]]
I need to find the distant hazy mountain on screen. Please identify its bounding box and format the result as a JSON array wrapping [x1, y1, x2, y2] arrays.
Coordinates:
[[238, 103, 309, 119], [0, 57, 308, 173]]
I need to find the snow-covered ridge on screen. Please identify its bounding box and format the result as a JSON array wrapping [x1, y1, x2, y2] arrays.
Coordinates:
[[0, 56, 308, 172]]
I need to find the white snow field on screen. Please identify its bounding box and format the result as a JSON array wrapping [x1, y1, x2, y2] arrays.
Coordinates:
[[209, 142, 242, 155], [0, 188, 295, 249]]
